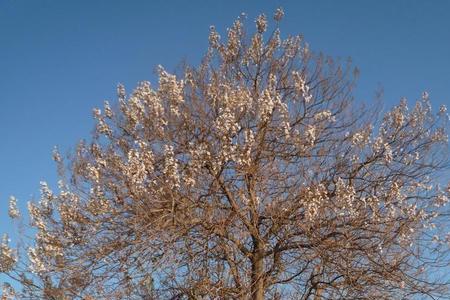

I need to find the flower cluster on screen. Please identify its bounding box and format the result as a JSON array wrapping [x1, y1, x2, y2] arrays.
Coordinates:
[[292, 71, 313, 103], [0, 235, 16, 273], [7, 196, 19, 219]]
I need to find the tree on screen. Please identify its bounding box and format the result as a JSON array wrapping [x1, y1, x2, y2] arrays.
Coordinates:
[[2, 8, 450, 299]]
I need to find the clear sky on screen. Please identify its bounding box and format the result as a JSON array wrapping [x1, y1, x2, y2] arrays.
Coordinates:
[[1, 0, 450, 243]]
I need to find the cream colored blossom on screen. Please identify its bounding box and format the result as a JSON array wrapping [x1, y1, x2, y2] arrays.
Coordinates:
[[40, 181, 53, 200], [1, 283, 16, 300], [157, 66, 184, 118], [255, 14, 267, 33], [127, 148, 150, 187], [431, 127, 448, 142], [351, 128, 371, 147], [391, 107, 405, 127], [384, 143, 393, 163], [292, 71, 312, 103], [258, 89, 275, 122], [8, 196, 19, 219], [314, 110, 334, 122], [0, 234, 16, 273], [158, 66, 184, 104], [274, 8, 284, 21], [238, 129, 255, 168], [335, 178, 356, 214], [214, 107, 240, 137], [86, 163, 100, 183], [92, 107, 101, 118], [303, 183, 328, 221], [208, 26, 221, 49], [163, 145, 180, 188], [88, 187, 111, 216], [96, 118, 112, 136], [224, 20, 242, 61], [435, 193, 449, 207], [249, 33, 263, 63], [372, 136, 393, 163], [52, 146, 62, 162], [104, 100, 113, 118], [305, 125, 316, 146], [28, 247, 46, 274]]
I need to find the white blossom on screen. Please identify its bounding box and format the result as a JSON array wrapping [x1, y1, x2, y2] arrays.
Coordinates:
[[163, 145, 180, 188], [258, 89, 275, 122], [351, 129, 371, 147], [27, 202, 46, 231], [255, 14, 267, 33], [335, 178, 356, 215], [435, 193, 449, 207], [214, 107, 240, 137], [8, 196, 19, 219], [431, 127, 448, 142], [86, 163, 100, 183], [292, 71, 312, 103], [274, 7, 284, 21], [314, 110, 334, 122], [52, 146, 62, 162], [305, 125, 316, 146], [104, 100, 113, 118], [303, 183, 328, 221], [92, 108, 101, 118], [158, 66, 184, 116], [384, 143, 393, 163], [28, 247, 46, 274], [208, 26, 221, 49], [1, 283, 16, 300], [0, 234, 16, 273], [96, 118, 112, 136]]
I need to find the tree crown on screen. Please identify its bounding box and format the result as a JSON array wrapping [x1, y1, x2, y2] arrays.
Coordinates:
[[2, 8, 450, 300]]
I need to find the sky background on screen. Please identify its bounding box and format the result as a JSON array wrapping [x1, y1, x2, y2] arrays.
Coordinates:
[[1, 0, 450, 256]]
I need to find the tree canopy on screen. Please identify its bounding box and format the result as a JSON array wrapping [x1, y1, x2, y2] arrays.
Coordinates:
[[2, 9, 450, 300]]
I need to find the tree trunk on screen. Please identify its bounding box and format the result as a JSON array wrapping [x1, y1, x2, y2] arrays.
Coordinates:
[[251, 238, 265, 300]]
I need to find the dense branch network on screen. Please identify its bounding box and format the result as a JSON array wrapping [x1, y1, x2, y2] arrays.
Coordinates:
[[1, 8, 450, 300]]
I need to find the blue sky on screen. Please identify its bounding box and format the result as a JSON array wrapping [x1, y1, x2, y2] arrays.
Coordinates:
[[1, 0, 450, 242]]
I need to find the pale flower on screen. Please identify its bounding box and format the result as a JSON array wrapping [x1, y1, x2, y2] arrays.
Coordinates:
[[158, 66, 184, 116], [208, 26, 221, 49], [1, 283, 16, 300], [8, 196, 19, 219], [255, 14, 267, 33], [28, 247, 46, 274], [431, 127, 448, 142], [0, 234, 16, 273], [305, 125, 316, 146], [314, 110, 334, 122], [258, 89, 275, 122], [274, 7, 284, 21], [384, 143, 393, 163], [292, 71, 312, 103], [92, 108, 101, 118], [52, 146, 62, 162], [104, 100, 113, 118], [163, 145, 180, 188], [351, 130, 370, 147]]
